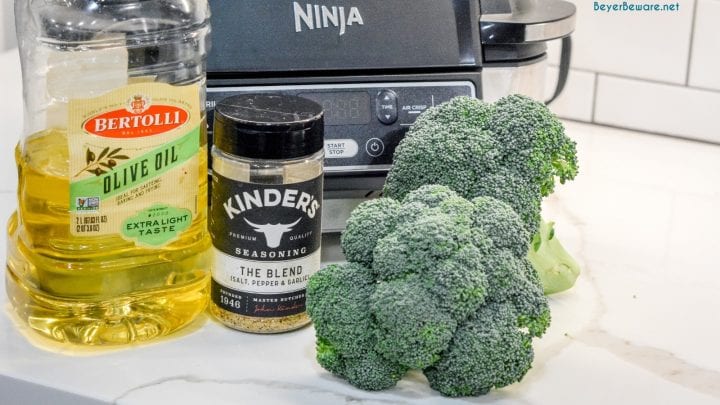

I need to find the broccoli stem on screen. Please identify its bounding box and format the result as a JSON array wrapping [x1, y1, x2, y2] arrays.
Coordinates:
[[527, 219, 581, 295]]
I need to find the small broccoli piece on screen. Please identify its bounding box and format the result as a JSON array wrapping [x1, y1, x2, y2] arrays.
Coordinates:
[[528, 220, 581, 295], [307, 263, 406, 390], [306, 263, 376, 358], [424, 303, 535, 397], [372, 276, 458, 369], [341, 198, 401, 266], [315, 337, 345, 377]]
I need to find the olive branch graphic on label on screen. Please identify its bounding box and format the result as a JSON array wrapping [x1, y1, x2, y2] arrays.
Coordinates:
[[74, 146, 130, 177]]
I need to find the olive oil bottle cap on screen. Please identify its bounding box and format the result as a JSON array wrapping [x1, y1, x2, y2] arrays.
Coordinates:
[[213, 94, 324, 160]]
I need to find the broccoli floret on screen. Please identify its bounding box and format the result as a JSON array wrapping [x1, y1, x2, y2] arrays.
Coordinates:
[[342, 352, 408, 391], [373, 212, 472, 281], [308, 185, 549, 395], [528, 220, 581, 295], [424, 303, 535, 397], [472, 196, 531, 258], [306, 262, 406, 390], [477, 246, 551, 337], [372, 276, 458, 369], [341, 198, 401, 266], [489, 94, 579, 197], [473, 167, 543, 237], [383, 94, 580, 293], [428, 246, 489, 321]]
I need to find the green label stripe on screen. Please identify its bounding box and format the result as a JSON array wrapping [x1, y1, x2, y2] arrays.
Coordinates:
[[70, 127, 200, 210]]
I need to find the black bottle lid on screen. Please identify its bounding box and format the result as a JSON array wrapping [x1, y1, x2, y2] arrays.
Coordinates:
[[213, 94, 324, 160]]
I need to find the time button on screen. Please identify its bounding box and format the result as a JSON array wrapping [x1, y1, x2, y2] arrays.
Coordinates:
[[376, 90, 398, 125]]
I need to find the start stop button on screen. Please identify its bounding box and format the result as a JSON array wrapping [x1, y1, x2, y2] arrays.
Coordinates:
[[324, 139, 359, 159]]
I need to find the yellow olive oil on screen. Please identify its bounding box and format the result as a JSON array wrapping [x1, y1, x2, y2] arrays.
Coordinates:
[[6, 128, 211, 345]]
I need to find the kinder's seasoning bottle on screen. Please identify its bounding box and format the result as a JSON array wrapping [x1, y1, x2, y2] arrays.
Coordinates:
[[7, 0, 212, 345], [209, 94, 324, 333]]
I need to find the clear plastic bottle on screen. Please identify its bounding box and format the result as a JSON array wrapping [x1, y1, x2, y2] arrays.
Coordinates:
[[8, 0, 212, 345]]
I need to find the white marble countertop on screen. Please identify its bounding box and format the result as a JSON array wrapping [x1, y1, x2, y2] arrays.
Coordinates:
[[2, 48, 720, 404]]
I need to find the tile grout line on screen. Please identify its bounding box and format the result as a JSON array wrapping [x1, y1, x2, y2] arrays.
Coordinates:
[[591, 73, 599, 124], [685, 0, 699, 86], [547, 63, 720, 94]]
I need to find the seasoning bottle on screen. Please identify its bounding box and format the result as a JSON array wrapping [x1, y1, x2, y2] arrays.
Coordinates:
[[209, 94, 324, 333], [7, 0, 212, 345]]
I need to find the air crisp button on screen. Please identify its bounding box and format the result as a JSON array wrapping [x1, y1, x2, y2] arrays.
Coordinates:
[[324, 139, 359, 159]]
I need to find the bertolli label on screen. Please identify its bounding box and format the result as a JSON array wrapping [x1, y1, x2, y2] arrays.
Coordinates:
[[68, 82, 201, 246]]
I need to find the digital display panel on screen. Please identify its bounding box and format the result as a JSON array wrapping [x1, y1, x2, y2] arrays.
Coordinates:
[[298, 92, 370, 126]]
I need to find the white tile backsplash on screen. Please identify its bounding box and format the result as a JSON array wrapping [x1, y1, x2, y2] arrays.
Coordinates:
[[689, 0, 720, 91], [548, 0, 720, 142], [567, 0, 695, 85], [595, 75, 720, 143], [546, 67, 596, 122]]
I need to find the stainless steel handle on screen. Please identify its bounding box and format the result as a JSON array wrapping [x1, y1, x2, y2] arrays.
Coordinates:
[[480, 0, 577, 44]]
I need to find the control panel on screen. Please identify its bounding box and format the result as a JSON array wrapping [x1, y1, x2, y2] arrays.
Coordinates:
[[206, 82, 475, 173]]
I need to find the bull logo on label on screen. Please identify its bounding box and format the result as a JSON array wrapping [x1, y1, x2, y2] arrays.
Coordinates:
[[244, 218, 302, 248]]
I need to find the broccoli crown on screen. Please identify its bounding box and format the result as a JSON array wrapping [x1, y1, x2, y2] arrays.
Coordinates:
[[383, 94, 578, 236], [308, 185, 550, 396]]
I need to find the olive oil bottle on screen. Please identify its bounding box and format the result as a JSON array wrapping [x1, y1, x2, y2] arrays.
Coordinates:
[[7, 0, 212, 345]]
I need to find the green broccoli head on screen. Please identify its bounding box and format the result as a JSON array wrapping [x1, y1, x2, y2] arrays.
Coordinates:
[[309, 185, 550, 395], [383, 94, 580, 294], [424, 303, 535, 397]]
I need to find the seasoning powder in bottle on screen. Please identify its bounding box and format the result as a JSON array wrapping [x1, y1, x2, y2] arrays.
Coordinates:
[[209, 94, 324, 333]]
